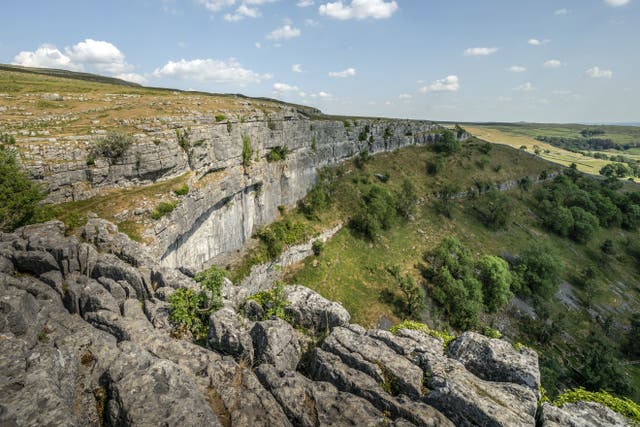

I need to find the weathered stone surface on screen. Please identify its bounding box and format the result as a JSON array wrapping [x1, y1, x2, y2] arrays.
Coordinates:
[[447, 331, 540, 393], [539, 401, 631, 427], [322, 326, 424, 398], [91, 253, 149, 299], [420, 349, 538, 426], [104, 341, 221, 426], [208, 307, 254, 362], [12, 249, 59, 276], [284, 284, 350, 332], [256, 363, 387, 427], [251, 318, 301, 371]]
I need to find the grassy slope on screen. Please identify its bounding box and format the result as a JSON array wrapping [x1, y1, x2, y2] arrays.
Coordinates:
[[278, 138, 639, 401]]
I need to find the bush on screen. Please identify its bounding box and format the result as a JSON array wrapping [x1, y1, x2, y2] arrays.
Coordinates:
[[350, 185, 397, 240], [168, 265, 225, 341], [388, 266, 426, 320], [354, 150, 370, 169], [513, 243, 562, 299], [476, 255, 513, 313], [298, 170, 334, 220], [432, 129, 460, 155], [173, 183, 189, 196], [473, 189, 510, 230], [249, 282, 289, 320], [396, 178, 417, 219], [312, 240, 324, 256], [482, 326, 502, 339], [215, 114, 226, 122], [242, 135, 253, 167], [426, 157, 444, 175], [266, 146, 289, 162], [0, 133, 16, 145], [0, 144, 44, 231], [435, 183, 460, 218], [151, 200, 178, 220], [424, 237, 483, 329], [91, 131, 133, 162]]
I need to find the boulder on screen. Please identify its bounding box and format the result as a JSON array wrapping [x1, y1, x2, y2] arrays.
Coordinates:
[[251, 319, 301, 371], [256, 364, 387, 427], [208, 307, 254, 362], [284, 285, 350, 332], [447, 331, 540, 393], [538, 401, 631, 427]]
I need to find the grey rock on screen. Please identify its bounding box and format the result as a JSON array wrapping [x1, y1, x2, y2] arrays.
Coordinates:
[[256, 363, 387, 427], [79, 279, 121, 316], [0, 255, 14, 274], [420, 350, 538, 427], [322, 326, 424, 398], [251, 318, 301, 371], [538, 401, 631, 427], [12, 249, 59, 276], [447, 331, 541, 394], [284, 284, 350, 332], [91, 253, 149, 299], [208, 307, 254, 362], [242, 298, 265, 321], [104, 341, 221, 426]]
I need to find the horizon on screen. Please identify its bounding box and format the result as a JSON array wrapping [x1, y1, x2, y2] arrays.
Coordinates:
[[1, 0, 638, 123]]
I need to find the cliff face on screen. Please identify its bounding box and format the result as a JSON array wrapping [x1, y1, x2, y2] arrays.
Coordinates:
[[0, 220, 629, 427], [22, 107, 442, 271]]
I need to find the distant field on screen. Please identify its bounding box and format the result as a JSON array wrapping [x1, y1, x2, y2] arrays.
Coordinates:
[[466, 125, 640, 183]]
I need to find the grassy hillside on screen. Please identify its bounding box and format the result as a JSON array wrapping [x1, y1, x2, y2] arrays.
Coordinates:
[[233, 136, 640, 403]]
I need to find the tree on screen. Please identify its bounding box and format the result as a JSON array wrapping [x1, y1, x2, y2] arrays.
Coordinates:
[[569, 206, 599, 243], [350, 184, 397, 240], [0, 144, 44, 231], [514, 243, 562, 299], [435, 183, 460, 218], [623, 313, 640, 358], [473, 189, 511, 230], [424, 237, 483, 329], [476, 255, 513, 313], [396, 178, 417, 219], [432, 129, 460, 155], [388, 266, 426, 320]]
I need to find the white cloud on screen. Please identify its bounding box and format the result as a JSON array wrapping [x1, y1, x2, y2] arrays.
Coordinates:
[[554, 8, 569, 15], [305, 18, 319, 26], [552, 90, 572, 95], [297, 0, 314, 6], [255, 42, 262, 48], [310, 91, 332, 98], [398, 93, 412, 99], [115, 73, 148, 85], [508, 65, 527, 72], [604, 0, 630, 6], [292, 64, 303, 73], [543, 59, 563, 68], [13, 44, 80, 70], [328, 67, 356, 78], [198, 0, 236, 12], [514, 82, 535, 92], [224, 4, 260, 21], [319, 0, 398, 20], [586, 66, 613, 79], [65, 39, 131, 74], [273, 82, 299, 92], [266, 25, 301, 40], [419, 75, 460, 93], [13, 39, 136, 77], [528, 38, 550, 46], [153, 58, 271, 85], [463, 47, 498, 56]]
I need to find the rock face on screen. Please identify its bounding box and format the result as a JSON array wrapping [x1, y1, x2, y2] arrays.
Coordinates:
[[0, 219, 633, 426]]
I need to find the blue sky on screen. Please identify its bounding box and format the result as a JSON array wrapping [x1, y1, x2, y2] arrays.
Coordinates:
[[1, 0, 638, 122]]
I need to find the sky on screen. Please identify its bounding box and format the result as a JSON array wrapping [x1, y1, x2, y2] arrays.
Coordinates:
[[1, 0, 638, 123]]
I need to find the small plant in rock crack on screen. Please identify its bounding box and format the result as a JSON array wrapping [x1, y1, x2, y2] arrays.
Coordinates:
[[168, 265, 225, 342]]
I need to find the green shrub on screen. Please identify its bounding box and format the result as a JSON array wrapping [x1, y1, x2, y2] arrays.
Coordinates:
[[349, 185, 397, 240], [476, 255, 513, 313], [482, 326, 502, 339], [513, 243, 562, 299], [388, 265, 426, 320], [0, 133, 16, 145], [266, 146, 289, 162], [168, 265, 225, 341], [426, 157, 444, 175], [151, 200, 178, 220], [389, 320, 456, 348], [473, 189, 511, 230], [396, 178, 417, 219], [248, 282, 289, 320], [227, 121, 232, 134], [0, 144, 45, 231], [358, 129, 368, 142], [215, 114, 226, 122], [432, 129, 460, 155], [312, 240, 324, 256], [342, 120, 351, 129], [91, 131, 132, 162], [173, 183, 189, 196], [354, 150, 370, 169], [383, 127, 393, 140], [242, 135, 253, 167], [311, 136, 317, 152], [553, 388, 640, 423]]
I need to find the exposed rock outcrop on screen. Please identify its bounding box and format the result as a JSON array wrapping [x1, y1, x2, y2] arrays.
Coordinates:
[[0, 220, 633, 426]]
